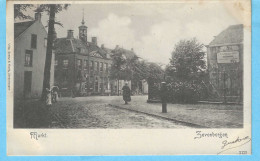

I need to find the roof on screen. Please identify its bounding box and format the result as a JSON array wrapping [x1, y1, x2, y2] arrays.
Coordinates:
[[55, 37, 111, 59], [209, 24, 243, 46], [14, 21, 35, 39], [54, 38, 76, 54]]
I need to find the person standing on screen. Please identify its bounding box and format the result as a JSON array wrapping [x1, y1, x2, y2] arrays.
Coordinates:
[[45, 88, 52, 107], [122, 82, 131, 104], [51, 86, 59, 103]]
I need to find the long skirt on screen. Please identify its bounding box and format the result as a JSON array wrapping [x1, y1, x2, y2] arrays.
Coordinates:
[[53, 92, 59, 102], [46, 93, 52, 106]]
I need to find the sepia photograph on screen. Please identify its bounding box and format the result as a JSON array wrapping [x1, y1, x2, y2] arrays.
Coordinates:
[[6, 0, 251, 155]]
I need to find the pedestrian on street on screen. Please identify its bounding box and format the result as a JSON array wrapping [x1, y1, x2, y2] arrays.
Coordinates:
[[51, 86, 59, 103], [45, 88, 52, 107], [122, 82, 131, 104]]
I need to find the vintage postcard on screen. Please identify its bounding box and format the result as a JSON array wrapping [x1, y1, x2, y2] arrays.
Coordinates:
[[6, 0, 251, 155]]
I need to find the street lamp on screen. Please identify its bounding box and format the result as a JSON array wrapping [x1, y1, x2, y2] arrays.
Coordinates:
[[161, 82, 167, 113]]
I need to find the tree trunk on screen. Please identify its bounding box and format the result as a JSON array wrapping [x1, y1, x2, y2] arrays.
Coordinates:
[[41, 4, 56, 100]]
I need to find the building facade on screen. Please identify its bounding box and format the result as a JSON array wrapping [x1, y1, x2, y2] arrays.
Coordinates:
[[54, 19, 114, 96], [14, 12, 55, 99], [54, 16, 149, 96], [206, 24, 243, 102]]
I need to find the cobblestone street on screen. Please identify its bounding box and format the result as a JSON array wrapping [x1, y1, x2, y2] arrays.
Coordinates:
[[14, 95, 242, 128], [50, 96, 190, 128]]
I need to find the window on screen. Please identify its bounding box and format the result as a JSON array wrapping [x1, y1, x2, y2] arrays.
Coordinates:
[[89, 76, 94, 91], [104, 77, 108, 90], [31, 34, 37, 49], [77, 59, 82, 69], [95, 77, 99, 92], [77, 70, 82, 81], [63, 59, 69, 69], [100, 62, 103, 72], [105, 63, 108, 72], [100, 77, 104, 92], [95, 62, 99, 71], [25, 50, 33, 67], [90, 61, 94, 70], [84, 60, 88, 70]]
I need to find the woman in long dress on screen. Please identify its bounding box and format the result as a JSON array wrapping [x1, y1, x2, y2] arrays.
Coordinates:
[[46, 88, 52, 106], [122, 82, 131, 104]]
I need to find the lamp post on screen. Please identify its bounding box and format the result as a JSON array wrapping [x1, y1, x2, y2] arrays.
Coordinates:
[[161, 82, 167, 113]]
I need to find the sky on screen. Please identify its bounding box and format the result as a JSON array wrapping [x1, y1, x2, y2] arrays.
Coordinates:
[[17, 2, 245, 65]]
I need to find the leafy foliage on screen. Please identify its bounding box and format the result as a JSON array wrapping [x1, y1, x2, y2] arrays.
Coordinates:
[[14, 4, 70, 21], [166, 80, 207, 103], [163, 38, 208, 103], [110, 50, 164, 83], [110, 48, 164, 96], [14, 4, 34, 20], [168, 38, 206, 80]]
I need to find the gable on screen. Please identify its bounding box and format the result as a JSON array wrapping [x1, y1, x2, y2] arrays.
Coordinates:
[[14, 21, 35, 39], [89, 51, 104, 58], [14, 20, 47, 40]]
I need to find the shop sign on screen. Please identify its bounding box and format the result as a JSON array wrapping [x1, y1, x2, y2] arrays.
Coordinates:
[[217, 51, 239, 63]]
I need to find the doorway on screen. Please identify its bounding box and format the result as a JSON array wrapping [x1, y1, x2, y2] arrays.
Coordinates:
[[24, 71, 32, 98]]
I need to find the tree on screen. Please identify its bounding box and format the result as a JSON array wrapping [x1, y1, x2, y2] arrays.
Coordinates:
[[168, 38, 206, 81], [38, 4, 70, 100], [165, 38, 208, 103], [14, 4, 34, 20], [110, 51, 126, 80]]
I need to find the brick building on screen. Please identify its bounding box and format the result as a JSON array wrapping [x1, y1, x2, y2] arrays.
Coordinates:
[[54, 17, 113, 96], [206, 24, 243, 102]]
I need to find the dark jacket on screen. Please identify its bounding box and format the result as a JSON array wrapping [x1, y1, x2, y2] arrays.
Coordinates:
[[122, 85, 131, 102]]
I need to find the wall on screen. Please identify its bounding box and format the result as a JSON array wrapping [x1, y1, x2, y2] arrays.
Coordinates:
[[207, 44, 243, 97], [14, 20, 54, 99]]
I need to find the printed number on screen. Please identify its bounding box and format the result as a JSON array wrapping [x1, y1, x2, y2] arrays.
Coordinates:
[[239, 151, 247, 155]]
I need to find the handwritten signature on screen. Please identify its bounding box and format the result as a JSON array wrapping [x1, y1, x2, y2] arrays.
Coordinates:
[[217, 136, 251, 154]]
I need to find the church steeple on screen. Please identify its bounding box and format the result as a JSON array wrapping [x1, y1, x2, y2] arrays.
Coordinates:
[[81, 9, 85, 25], [79, 8, 88, 41]]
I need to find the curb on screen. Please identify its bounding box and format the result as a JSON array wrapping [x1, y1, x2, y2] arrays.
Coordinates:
[[108, 104, 208, 128], [198, 101, 243, 105]]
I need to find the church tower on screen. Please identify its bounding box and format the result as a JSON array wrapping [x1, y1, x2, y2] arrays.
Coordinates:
[[79, 9, 88, 42]]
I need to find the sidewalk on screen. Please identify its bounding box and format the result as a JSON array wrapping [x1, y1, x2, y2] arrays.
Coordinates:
[[14, 99, 52, 128], [109, 96, 243, 128]]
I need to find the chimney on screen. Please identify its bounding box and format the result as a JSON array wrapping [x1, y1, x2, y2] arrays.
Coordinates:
[[92, 37, 97, 45], [131, 48, 134, 52], [101, 44, 105, 49], [115, 45, 119, 49], [67, 30, 74, 39], [35, 12, 41, 21]]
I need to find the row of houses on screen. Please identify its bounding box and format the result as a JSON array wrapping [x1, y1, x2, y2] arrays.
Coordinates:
[[14, 12, 148, 99], [14, 12, 243, 100]]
